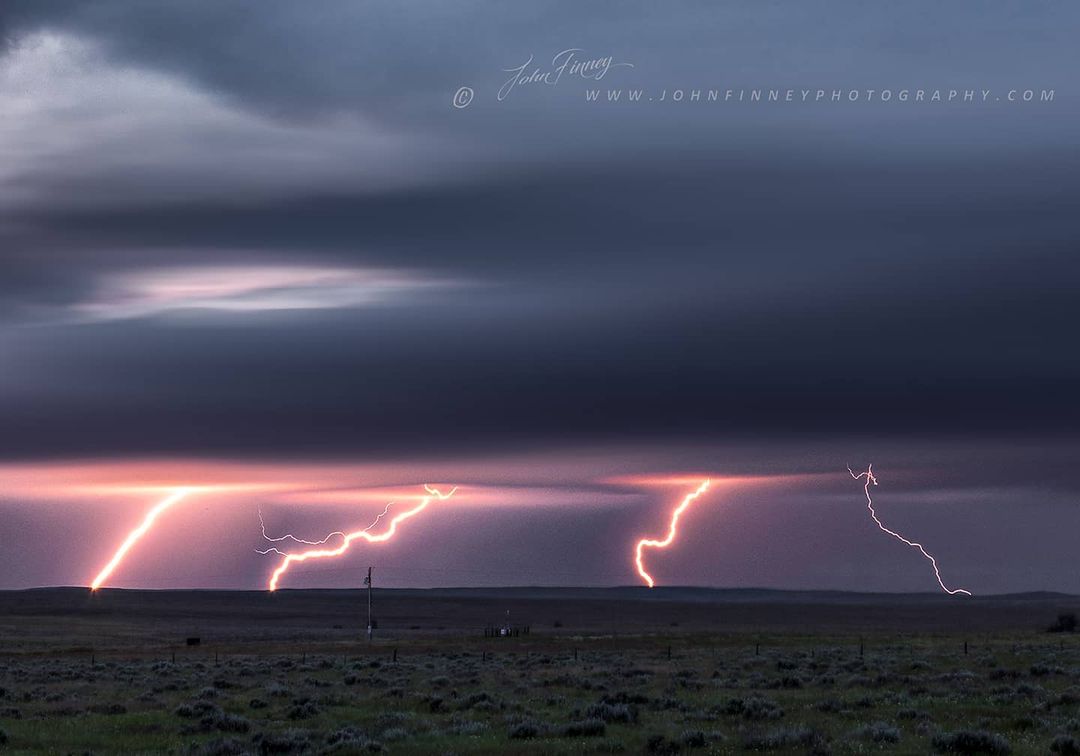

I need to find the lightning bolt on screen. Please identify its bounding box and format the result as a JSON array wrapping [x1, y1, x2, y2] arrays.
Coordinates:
[[634, 479, 712, 588], [256, 502, 394, 553], [849, 464, 971, 596], [264, 485, 457, 591], [89, 488, 192, 591]]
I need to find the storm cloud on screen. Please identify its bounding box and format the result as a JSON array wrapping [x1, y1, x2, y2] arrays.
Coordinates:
[[0, 0, 1077, 460]]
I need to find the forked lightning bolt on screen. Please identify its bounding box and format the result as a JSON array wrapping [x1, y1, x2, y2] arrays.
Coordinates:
[[634, 479, 712, 588], [257, 502, 394, 553], [90, 488, 192, 591], [264, 485, 457, 591], [849, 464, 971, 596]]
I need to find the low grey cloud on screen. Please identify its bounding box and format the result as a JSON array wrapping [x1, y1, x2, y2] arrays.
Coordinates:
[[0, 0, 1076, 461]]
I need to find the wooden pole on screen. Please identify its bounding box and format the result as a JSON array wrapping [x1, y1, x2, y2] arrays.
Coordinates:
[[367, 566, 373, 642]]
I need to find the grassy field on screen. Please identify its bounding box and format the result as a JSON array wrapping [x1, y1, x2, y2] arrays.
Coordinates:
[[0, 588, 1077, 754]]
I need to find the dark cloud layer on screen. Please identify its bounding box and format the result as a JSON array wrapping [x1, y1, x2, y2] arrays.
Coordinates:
[[0, 1, 1077, 461]]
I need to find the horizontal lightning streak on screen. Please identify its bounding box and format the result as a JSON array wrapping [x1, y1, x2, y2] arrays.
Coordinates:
[[255, 502, 394, 555], [266, 485, 456, 591], [849, 464, 971, 596], [634, 479, 712, 588]]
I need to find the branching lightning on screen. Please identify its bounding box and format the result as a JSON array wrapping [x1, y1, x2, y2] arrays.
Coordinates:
[[263, 485, 457, 591], [90, 488, 192, 591], [256, 502, 394, 554], [849, 464, 971, 596], [634, 479, 712, 588]]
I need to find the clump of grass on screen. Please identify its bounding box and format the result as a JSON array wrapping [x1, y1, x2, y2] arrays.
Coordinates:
[[898, 708, 930, 721], [459, 691, 497, 711], [1050, 736, 1080, 755], [508, 720, 543, 739], [723, 695, 783, 721], [742, 726, 828, 752], [815, 698, 843, 713], [194, 737, 248, 755], [560, 718, 606, 737], [375, 712, 412, 729], [179, 701, 221, 719], [1053, 690, 1080, 709], [265, 682, 291, 698], [680, 729, 707, 748], [602, 690, 650, 705], [1012, 715, 1042, 731], [322, 737, 384, 753], [445, 717, 488, 736], [586, 701, 637, 724], [379, 727, 409, 742], [1015, 682, 1046, 699], [286, 698, 320, 720], [855, 721, 901, 743], [931, 730, 1011, 754], [252, 728, 313, 754], [644, 733, 686, 754], [592, 737, 627, 753], [323, 726, 371, 748], [207, 711, 251, 734]]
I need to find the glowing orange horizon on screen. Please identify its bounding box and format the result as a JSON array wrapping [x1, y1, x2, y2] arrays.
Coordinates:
[[265, 485, 457, 591], [633, 478, 712, 588], [89, 488, 192, 591], [849, 464, 971, 596]]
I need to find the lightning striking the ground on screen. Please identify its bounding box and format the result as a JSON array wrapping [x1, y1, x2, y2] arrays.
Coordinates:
[[849, 464, 971, 596], [263, 485, 457, 591], [634, 479, 712, 588], [89, 488, 192, 591]]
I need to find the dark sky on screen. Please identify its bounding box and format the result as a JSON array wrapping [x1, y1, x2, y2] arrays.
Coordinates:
[[0, 2, 1077, 591]]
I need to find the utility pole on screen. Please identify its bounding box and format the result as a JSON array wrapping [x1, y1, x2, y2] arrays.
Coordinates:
[[365, 566, 373, 642]]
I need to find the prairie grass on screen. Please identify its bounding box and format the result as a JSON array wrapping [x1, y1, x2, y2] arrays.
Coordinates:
[[0, 634, 1077, 753]]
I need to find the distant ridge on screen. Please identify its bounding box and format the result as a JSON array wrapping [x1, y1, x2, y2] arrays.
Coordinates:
[[8, 585, 1078, 603]]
